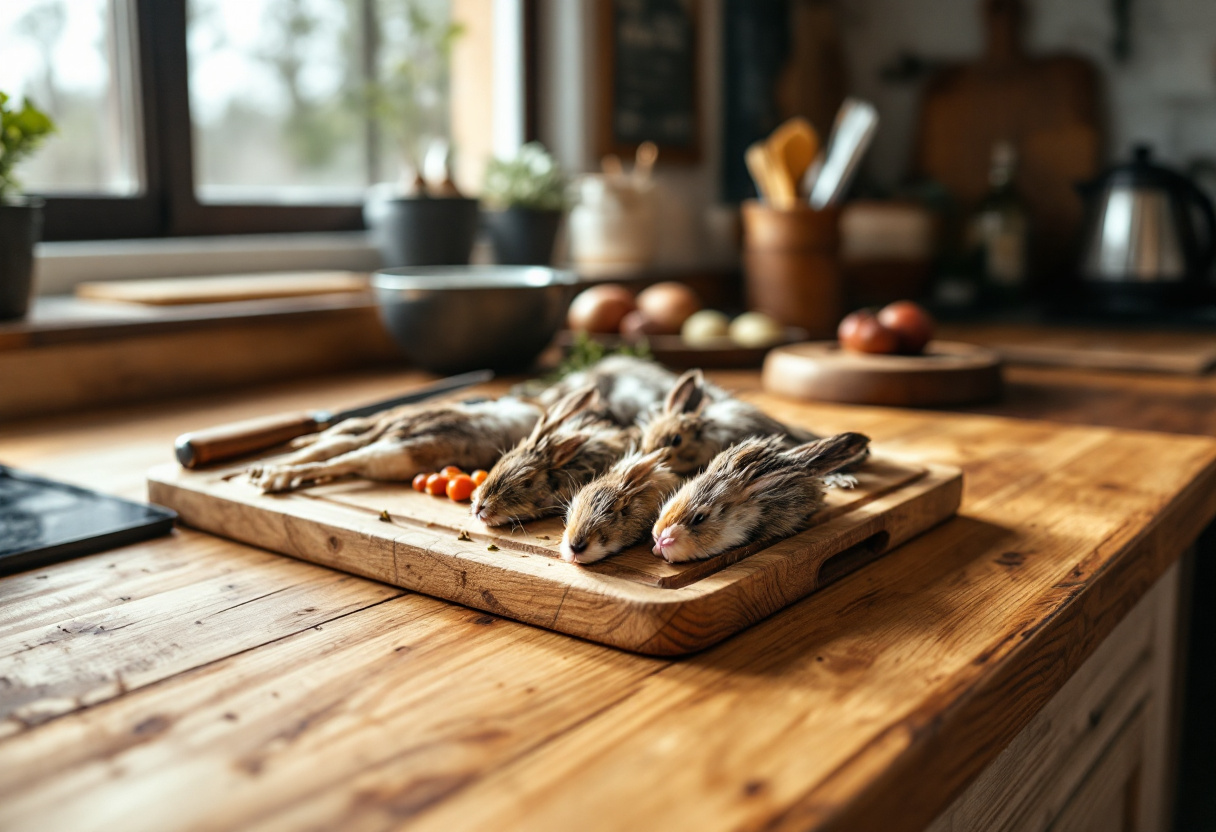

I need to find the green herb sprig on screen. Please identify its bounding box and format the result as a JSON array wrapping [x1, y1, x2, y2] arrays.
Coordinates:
[[482, 142, 567, 211], [0, 92, 55, 201]]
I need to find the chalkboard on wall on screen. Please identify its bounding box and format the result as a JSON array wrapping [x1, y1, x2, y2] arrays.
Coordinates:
[[597, 0, 700, 163]]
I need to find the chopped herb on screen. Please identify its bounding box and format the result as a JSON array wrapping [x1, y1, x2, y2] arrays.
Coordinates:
[[457, 530, 472, 542], [486, 544, 499, 552], [552, 332, 652, 381], [379, 510, 391, 522]]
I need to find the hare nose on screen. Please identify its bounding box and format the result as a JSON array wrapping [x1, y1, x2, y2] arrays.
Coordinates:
[[653, 528, 678, 556], [568, 539, 588, 554]]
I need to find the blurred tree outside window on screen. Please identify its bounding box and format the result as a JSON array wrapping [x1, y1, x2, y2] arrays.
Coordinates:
[[0, 0, 141, 195], [0, 0, 521, 236], [188, 0, 458, 204]]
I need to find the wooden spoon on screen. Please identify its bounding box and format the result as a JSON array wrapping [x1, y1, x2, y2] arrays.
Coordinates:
[[745, 141, 776, 204]]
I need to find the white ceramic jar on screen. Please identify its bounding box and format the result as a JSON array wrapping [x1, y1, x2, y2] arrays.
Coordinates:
[[567, 175, 657, 275]]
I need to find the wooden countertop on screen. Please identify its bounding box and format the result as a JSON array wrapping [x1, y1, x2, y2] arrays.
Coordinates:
[[3, 368, 1216, 831]]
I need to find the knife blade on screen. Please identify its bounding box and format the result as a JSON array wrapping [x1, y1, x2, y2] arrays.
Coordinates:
[[174, 369, 494, 469]]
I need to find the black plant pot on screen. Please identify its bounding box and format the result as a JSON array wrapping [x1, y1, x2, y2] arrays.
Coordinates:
[[0, 199, 43, 321], [375, 197, 479, 267], [482, 207, 562, 265]]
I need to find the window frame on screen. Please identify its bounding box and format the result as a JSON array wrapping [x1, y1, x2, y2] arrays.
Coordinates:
[[34, 0, 537, 242]]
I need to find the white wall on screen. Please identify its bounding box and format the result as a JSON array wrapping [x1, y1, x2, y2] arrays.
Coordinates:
[[535, 0, 731, 268]]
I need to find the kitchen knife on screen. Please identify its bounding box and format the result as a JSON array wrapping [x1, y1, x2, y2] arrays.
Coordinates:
[[809, 98, 879, 209], [174, 369, 494, 469]]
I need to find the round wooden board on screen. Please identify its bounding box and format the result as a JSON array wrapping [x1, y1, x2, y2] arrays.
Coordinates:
[[762, 340, 1003, 406]]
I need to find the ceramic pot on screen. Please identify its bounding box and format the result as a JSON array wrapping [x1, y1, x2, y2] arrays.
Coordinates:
[[482, 207, 562, 265], [368, 196, 479, 267], [0, 199, 43, 321], [568, 175, 656, 274]]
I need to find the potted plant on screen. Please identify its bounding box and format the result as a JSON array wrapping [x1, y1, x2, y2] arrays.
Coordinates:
[[481, 142, 567, 265], [364, 2, 476, 267], [0, 92, 54, 321]]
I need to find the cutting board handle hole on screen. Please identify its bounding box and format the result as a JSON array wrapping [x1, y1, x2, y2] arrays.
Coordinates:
[[817, 531, 891, 585]]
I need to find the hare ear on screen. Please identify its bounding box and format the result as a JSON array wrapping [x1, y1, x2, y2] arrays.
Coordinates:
[[621, 448, 668, 492], [789, 432, 870, 475], [533, 385, 598, 440], [550, 384, 599, 424], [665, 369, 706, 415], [549, 434, 588, 468]]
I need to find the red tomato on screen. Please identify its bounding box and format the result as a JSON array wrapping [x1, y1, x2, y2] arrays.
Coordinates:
[[440, 465, 464, 478], [877, 301, 935, 354], [425, 473, 450, 496], [471, 469, 489, 486], [446, 474, 476, 502], [411, 473, 429, 492]]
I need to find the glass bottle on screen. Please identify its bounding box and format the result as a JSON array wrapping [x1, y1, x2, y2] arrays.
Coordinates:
[[969, 141, 1029, 306]]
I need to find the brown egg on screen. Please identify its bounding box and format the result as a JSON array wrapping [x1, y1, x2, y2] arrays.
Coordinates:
[[635, 282, 702, 335], [877, 300, 935, 354], [838, 309, 899, 355], [567, 284, 636, 334]]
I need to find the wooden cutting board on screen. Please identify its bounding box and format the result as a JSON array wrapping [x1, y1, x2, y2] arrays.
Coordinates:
[[147, 448, 961, 656], [938, 324, 1216, 375], [914, 0, 1102, 280], [763, 340, 1003, 406], [76, 272, 369, 305]]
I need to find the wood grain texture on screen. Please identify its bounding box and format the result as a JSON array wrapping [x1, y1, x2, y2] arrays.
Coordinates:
[[928, 561, 1175, 831], [148, 451, 962, 654], [0, 366, 1214, 832], [0, 310, 398, 420], [0, 531, 402, 738], [939, 323, 1216, 375]]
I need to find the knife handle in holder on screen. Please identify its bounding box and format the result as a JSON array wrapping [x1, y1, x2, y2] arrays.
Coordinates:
[[175, 411, 327, 469]]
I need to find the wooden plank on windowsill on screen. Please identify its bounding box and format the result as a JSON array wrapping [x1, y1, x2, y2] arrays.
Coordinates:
[[0, 292, 384, 351], [0, 300, 401, 420]]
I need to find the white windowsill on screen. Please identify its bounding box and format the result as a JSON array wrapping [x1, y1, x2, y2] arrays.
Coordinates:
[[33, 231, 385, 296]]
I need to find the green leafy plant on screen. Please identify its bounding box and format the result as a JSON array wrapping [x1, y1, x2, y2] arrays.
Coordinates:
[[0, 92, 55, 201], [483, 142, 567, 211], [366, 0, 464, 178], [550, 331, 653, 380]]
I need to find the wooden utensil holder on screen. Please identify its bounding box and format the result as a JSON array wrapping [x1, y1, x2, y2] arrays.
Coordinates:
[[742, 200, 842, 338]]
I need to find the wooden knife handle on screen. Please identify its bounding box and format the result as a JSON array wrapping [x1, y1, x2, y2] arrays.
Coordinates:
[[175, 411, 323, 469]]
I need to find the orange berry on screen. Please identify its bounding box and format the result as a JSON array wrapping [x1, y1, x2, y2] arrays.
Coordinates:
[[446, 474, 476, 502], [412, 473, 429, 492], [471, 469, 489, 485], [441, 465, 464, 477], [425, 473, 449, 496]]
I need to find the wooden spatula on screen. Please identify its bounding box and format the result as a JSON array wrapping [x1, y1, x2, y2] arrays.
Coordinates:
[[768, 117, 820, 200]]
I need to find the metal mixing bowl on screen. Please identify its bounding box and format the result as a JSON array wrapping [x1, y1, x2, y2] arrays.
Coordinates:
[[372, 266, 581, 374]]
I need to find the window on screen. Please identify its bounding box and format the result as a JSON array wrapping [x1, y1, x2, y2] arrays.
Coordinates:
[[0, 0, 532, 241], [0, 0, 142, 196]]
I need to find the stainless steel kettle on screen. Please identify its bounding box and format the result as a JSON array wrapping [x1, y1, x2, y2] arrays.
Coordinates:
[[1078, 146, 1215, 308]]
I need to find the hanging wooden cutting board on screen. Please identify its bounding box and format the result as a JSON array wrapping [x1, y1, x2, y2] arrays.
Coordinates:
[[914, 0, 1103, 280], [147, 416, 961, 656]]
